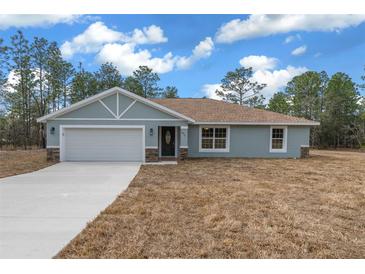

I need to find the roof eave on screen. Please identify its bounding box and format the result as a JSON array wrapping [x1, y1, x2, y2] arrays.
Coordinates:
[[194, 121, 320, 126]]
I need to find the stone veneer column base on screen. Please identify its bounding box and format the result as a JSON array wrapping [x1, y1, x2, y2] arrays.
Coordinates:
[[145, 148, 159, 162], [47, 148, 60, 162], [179, 148, 188, 161], [300, 146, 310, 158]]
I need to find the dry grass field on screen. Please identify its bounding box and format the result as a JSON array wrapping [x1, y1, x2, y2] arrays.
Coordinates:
[[0, 149, 55, 179], [56, 150, 365, 259]]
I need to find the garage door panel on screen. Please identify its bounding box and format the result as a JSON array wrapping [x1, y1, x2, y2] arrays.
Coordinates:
[[63, 128, 143, 162]]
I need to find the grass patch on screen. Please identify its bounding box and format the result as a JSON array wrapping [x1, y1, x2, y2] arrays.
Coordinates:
[[56, 150, 365, 258], [0, 149, 55, 179]]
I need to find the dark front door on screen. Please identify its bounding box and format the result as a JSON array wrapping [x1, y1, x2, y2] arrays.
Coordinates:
[[161, 127, 175, 157]]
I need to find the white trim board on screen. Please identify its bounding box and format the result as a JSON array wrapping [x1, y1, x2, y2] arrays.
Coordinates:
[[98, 100, 118, 119], [37, 87, 194, 123], [53, 118, 185, 121], [118, 100, 136, 118], [59, 125, 145, 162], [269, 126, 288, 153]]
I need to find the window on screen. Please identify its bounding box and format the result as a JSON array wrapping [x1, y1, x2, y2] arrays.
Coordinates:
[[200, 126, 229, 152], [270, 126, 287, 153]]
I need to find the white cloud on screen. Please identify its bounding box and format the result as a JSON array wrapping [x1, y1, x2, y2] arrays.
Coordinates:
[[96, 43, 175, 75], [291, 45, 307, 56], [215, 15, 365, 43], [202, 55, 307, 102], [176, 37, 214, 69], [129, 25, 168, 44], [0, 15, 81, 30], [61, 22, 168, 58], [61, 21, 124, 58], [314, 52, 322, 58], [64, 22, 214, 74], [284, 34, 301, 44], [201, 84, 222, 100], [97, 37, 214, 75], [252, 65, 308, 99], [239, 55, 278, 71]]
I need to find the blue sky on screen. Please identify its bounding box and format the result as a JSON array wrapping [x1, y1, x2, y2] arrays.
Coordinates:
[[1, 14, 365, 99]]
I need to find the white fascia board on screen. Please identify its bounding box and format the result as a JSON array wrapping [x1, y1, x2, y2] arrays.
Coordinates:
[[37, 86, 195, 123], [194, 121, 320, 126]]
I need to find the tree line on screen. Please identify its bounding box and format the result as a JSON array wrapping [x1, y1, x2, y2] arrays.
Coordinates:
[[1, 30, 364, 150], [0, 31, 178, 149], [214, 67, 365, 148]]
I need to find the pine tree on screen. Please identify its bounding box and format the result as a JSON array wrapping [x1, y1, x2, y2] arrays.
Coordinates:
[[286, 71, 323, 121], [268, 92, 290, 114], [31, 37, 49, 147], [215, 67, 266, 106], [95, 62, 123, 91], [322, 72, 360, 147], [70, 63, 98, 103], [9, 31, 35, 149], [124, 76, 144, 97], [162, 86, 179, 98], [132, 66, 161, 98]]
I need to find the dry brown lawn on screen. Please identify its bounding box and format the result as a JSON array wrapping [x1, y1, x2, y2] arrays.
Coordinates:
[[0, 149, 55, 179], [56, 150, 365, 259]]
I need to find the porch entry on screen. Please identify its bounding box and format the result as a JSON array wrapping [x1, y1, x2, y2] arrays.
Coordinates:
[[160, 126, 176, 157]]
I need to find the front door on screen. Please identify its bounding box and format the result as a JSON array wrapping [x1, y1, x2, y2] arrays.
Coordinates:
[[161, 127, 175, 157]]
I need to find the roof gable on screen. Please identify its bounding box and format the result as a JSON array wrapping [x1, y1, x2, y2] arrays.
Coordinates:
[[122, 101, 178, 119], [37, 87, 194, 122], [59, 100, 115, 119]]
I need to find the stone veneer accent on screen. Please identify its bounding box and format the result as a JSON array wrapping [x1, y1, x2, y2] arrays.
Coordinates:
[[47, 148, 60, 162], [145, 148, 159, 162], [179, 148, 188, 160], [300, 146, 310, 158]]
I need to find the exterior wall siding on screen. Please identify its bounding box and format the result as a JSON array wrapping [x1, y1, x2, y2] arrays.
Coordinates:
[[188, 125, 310, 158], [47, 92, 188, 149], [58, 101, 115, 119], [44, 91, 311, 159], [47, 120, 187, 148]]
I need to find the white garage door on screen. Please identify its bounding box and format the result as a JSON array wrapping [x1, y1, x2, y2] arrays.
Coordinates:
[[62, 127, 143, 162]]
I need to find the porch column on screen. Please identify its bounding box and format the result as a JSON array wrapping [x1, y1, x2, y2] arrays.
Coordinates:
[[179, 126, 188, 160]]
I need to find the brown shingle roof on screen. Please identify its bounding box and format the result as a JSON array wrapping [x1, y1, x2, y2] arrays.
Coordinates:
[[151, 98, 318, 125]]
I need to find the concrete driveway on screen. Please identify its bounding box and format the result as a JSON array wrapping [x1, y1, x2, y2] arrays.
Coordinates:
[[0, 162, 141, 258]]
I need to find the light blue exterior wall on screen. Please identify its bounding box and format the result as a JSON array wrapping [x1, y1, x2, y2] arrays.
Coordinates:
[[59, 101, 115, 119], [47, 92, 188, 148], [188, 125, 310, 158], [45, 91, 311, 158], [47, 120, 187, 147]]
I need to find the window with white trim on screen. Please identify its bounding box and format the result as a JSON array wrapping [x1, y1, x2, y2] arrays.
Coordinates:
[[270, 126, 287, 153], [200, 127, 229, 152]]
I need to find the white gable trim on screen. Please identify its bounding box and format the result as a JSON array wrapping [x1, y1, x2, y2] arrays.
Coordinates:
[[118, 100, 136, 119], [37, 87, 195, 123], [98, 100, 118, 119]]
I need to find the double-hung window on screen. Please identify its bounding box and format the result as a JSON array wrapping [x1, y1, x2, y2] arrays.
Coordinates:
[[200, 126, 229, 152], [270, 126, 287, 153]]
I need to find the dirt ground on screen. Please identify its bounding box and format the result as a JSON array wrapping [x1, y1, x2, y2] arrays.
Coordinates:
[[0, 149, 55, 179], [56, 150, 365, 259]]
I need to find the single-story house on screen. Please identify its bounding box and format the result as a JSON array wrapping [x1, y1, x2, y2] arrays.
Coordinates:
[[37, 87, 319, 162]]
